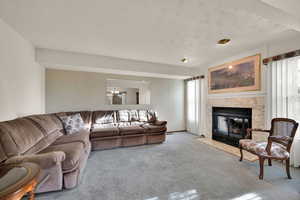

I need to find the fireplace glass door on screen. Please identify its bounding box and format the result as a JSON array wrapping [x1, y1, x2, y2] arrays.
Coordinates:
[[212, 107, 252, 147]]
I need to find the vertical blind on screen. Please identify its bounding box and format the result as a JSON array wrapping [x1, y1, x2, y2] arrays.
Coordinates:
[[267, 57, 300, 120], [266, 56, 300, 166], [186, 78, 206, 136]]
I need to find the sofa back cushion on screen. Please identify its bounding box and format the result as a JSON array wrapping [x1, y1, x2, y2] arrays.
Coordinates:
[[117, 110, 130, 122], [27, 114, 62, 134], [0, 118, 45, 160], [147, 110, 157, 123], [129, 110, 139, 121], [92, 111, 115, 124], [24, 130, 63, 155], [24, 114, 64, 154], [0, 144, 7, 163], [138, 110, 148, 122], [48, 113, 65, 132]]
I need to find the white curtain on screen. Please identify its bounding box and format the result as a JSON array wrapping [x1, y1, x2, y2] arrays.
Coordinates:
[[266, 56, 300, 167], [187, 79, 199, 134], [186, 78, 206, 135]]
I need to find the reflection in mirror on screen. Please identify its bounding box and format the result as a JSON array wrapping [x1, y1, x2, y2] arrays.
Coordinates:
[[106, 79, 150, 105]]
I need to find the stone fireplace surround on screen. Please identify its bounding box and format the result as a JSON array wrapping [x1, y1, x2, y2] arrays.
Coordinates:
[[207, 96, 267, 142]]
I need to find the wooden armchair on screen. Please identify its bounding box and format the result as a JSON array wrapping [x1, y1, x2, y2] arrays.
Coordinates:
[[239, 118, 298, 180]]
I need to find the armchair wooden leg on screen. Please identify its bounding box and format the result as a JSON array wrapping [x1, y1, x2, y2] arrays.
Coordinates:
[[239, 147, 243, 162], [286, 158, 292, 179], [259, 157, 265, 180], [268, 159, 272, 166]]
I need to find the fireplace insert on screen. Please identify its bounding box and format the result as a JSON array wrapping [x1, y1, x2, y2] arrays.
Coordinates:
[[212, 107, 252, 147]]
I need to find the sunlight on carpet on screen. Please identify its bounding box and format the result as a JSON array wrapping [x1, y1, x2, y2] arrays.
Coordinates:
[[197, 138, 258, 162], [145, 189, 199, 200]]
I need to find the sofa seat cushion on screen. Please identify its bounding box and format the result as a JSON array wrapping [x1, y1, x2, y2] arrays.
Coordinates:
[[91, 127, 119, 138], [118, 122, 132, 127], [131, 121, 145, 126], [52, 130, 90, 148], [40, 142, 84, 172], [142, 124, 166, 133], [119, 126, 145, 135]]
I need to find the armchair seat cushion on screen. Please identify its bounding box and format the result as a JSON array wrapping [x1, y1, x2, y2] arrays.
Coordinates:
[[239, 139, 289, 159], [119, 126, 145, 135], [91, 127, 119, 138], [40, 142, 84, 172]]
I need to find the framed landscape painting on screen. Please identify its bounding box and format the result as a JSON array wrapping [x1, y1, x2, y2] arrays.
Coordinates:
[[208, 54, 261, 94]]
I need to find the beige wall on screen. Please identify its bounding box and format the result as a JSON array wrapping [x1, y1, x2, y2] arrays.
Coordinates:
[[197, 35, 300, 99], [0, 19, 44, 121], [195, 35, 300, 135], [46, 69, 185, 132]]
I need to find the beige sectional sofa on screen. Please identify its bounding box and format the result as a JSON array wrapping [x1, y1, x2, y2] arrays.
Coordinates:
[[0, 110, 167, 193], [90, 110, 166, 150]]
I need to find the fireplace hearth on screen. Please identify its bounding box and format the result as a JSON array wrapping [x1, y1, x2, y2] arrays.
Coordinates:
[[212, 107, 252, 147]]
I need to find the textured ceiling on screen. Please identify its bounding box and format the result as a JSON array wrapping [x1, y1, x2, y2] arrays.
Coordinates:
[[0, 0, 299, 67], [261, 0, 300, 19]]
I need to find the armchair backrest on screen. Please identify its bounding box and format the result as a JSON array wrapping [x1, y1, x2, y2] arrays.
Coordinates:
[[270, 118, 299, 150]]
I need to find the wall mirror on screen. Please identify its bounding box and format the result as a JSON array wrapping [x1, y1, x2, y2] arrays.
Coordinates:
[[106, 79, 150, 105]]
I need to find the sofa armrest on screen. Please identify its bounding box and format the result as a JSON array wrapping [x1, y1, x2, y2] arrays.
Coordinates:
[[5, 151, 66, 169], [153, 120, 167, 126]]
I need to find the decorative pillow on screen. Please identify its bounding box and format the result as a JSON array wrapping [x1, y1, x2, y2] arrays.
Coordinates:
[[59, 114, 85, 135], [118, 110, 130, 122], [138, 110, 148, 122]]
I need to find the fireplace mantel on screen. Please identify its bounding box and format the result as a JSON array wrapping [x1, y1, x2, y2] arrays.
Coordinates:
[[206, 96, 267, 142]]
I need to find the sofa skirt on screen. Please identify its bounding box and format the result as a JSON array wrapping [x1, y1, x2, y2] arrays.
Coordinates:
[[121, 134, 147, 147], [147, 132, 166, 144], [91, 133, 166, 151], [91, 136, 122, 150]]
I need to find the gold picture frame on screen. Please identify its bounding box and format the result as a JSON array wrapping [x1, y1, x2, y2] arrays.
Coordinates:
[[208, 54, 261, 94]]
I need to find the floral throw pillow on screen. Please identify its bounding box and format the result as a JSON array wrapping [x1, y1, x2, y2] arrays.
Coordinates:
[[59, 113, 85, 134]]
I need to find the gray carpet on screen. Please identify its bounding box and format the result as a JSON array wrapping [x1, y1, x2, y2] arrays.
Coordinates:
[[36, 133, 300, 200]]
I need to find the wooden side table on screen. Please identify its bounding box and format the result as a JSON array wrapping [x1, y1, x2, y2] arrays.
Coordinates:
[[0, 162, 40, 200]]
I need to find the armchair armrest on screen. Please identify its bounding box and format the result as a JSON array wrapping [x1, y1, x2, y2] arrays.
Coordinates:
[[5, 151, 66, 169], [153, 120, 167, 126], [246, 128, 270, 139], [266, 135, 293, 154], [269, 135, 293, 143]]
